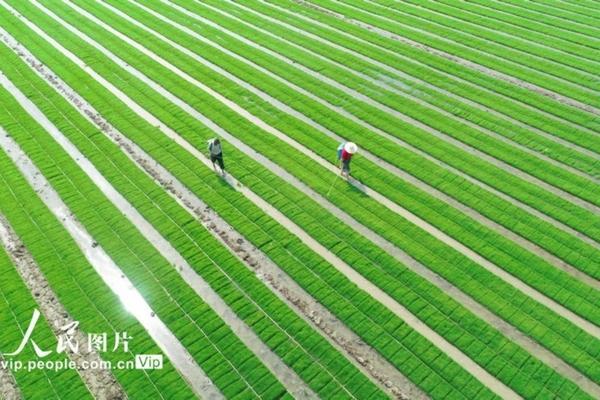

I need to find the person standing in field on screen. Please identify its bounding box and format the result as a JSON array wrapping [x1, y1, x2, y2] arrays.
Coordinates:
[[208, 137, 225, 175], [337, 141, 358, 179]]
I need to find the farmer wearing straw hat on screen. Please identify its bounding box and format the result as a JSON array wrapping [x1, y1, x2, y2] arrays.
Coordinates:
[[208, 137, 225, 175], [337, 141, 358, 178]]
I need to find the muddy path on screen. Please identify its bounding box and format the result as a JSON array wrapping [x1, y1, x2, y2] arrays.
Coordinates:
[[0, 354, 20, 399], [0, 215, 126, 400]]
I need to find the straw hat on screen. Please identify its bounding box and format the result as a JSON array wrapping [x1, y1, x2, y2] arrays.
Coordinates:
[[344, 142, 358, 154]]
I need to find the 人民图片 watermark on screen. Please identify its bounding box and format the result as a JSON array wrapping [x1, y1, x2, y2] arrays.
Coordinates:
[[1, 309, 162, 372]]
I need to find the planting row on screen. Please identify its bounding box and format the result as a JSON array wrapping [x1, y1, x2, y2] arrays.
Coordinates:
[[258, 0, 600, 134], [421, 0, 600, 54], [227, 0, 600, 161], [363, 0, 600, 72]]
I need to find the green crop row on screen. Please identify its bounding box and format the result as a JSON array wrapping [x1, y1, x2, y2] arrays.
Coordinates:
[[0, 39, 387, 400], [230, 0, 600, 162], [366, 0, 600, 71], [10, 2, 598, 397], [0, 8, 498, 400], [148, 0, 600, 243], [426, 0, 600, 53], [202, 0, 600, 269], [310, 0, 600, 107], [496, 0, 600, 30], [77, 0, 600, 320], [0, 83, 289, 398], [0, 246, 91, 399], [0, 140, 194, 399], [262, 0, 600, 135]]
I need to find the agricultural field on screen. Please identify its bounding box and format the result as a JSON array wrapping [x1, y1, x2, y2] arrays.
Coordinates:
[[0, 0, 598, 398]]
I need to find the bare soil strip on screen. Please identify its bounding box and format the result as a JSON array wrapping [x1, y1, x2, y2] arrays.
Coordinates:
[[5, 7, 523, 397], [0, 125, 219, 400], [0, 215, 126, 400], [298, 0, 600, 116], [59, 0, 600, 332], [0, 69, 315, 400], [1, 26, 428, 400], [142, 0, 600, 250], [228, 0, 600, 166], [163, 0, 600, 215]]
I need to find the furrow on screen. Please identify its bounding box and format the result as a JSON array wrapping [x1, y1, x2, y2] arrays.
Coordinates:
[[299, 0, 600, 115], [0, 128, 218, 400], [0, 72, 315, 400], [0, 215, 127, 400]]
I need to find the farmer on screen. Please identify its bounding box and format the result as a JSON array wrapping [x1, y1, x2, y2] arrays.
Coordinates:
[[337, 141, 358, 178], [208, 137, 225, 175]]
